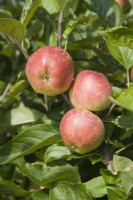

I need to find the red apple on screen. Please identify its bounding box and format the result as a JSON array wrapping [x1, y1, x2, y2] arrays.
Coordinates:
[[60, 109, 105, 154], [69, 70, 112, 111], [130, 67, 133, 81], [115, 0, 130, 11], [26, 46, 74, 96]]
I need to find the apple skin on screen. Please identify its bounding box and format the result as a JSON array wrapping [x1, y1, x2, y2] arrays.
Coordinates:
[[130, 67, 133, 81], [26, 46, 74, 96], [60, 109, 105, 154], [115, 0, 130, 10], [69, 70, 112, 111]]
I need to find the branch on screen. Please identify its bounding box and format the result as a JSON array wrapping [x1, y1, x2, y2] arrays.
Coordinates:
[[62, 93, 73, 108], [5, 34, 29, 61], [43, 95, 49, 113], [0, 51, 21, 102], [57, 7, 64, 48], [102, 142, 114, 171]]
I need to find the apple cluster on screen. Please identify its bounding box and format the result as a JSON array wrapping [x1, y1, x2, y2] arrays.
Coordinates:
[[26, 46, 113, 155]]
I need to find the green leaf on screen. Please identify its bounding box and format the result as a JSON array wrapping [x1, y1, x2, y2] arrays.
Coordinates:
[[105, 27, 133, 70], [63, 15, 98, 40], [105, 27, 133, 47], [41, 0, 60, 14], [48, 31, 57, 46], [89, 153, 103, 165], [20, 0, 41, 27], [18, 161, 80, 188], [84, 0, 123, 27], [121, 171, 133, 194], [113, 155, 133, 172], [57, 0, 69, 9], [0, 102, 45, 127], [44, 143, 71, 164], [109, 86, 133, 112], [0, 177, 29, 196], [106, 42, 133, 70], [107, 187, 127, 200], [113, 111, 133, 129], [100, 169, 120, 184], [63, 20, 77, 40], [85, 176, 107, 198], [27, 189, 49, 200], [0, 18, 25, 44], [67, 35, 104, 50], [2, 79, 29, 106], [117, 86, 133, 111], [50, 181, 92, 200], [0, 124, 61, 164]]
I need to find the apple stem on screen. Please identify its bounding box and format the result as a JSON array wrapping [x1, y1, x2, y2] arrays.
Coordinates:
[[126, 69, 130, 88], [57, 7, 64, 48], [43, 95, 49, 113], [64, 40, 68, 51]]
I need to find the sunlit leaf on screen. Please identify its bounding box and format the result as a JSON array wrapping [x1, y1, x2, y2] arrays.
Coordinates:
[[113, 155, 133, 172], [109, 86, 133, 112], [44, 143, 71, 163], [0, 102, 45, 127], [0, 18, 25, 44], [117, 86, 133, 111], [63, 15, 98, 40], [20, 0, 41, 27], [121, 171, 133, 194], [18, 161, 80, 188], [57, 0, 69, 9], [105, 27, 133, 69], [41, 0, 60, 14], [0, 124, 61, 164], [100, 169, 120, 185], [85, 176, 107, 198], [50, 181, 92, 200], [84, 0, 123, 27], [105, 27, 133, 47], [107, 187, 127, 200], [27, 189, 49, 200]]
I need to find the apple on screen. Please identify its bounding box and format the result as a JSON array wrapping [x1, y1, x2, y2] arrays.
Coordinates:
[[26, 46, 74, 96], [130, 67, 133, 81], [69, 70, 112, 111], [60, 108, 105, 154], [115, 0, 130, 11]]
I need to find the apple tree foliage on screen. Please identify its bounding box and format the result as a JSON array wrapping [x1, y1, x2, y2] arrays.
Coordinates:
[[0, 0, 133, 199]]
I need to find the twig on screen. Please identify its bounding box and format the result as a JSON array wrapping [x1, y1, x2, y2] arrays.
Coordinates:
[[5, 34, 29, 61], [102, 142, 114, 171], [62, 93, 73, 108], [57, 7, 64, 48], [116, 143, 133, 154], [43, 95, 49, 113], [126, 69, 130, 88], [109, 96, 133, 112], [0, 51, 20, 102]]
